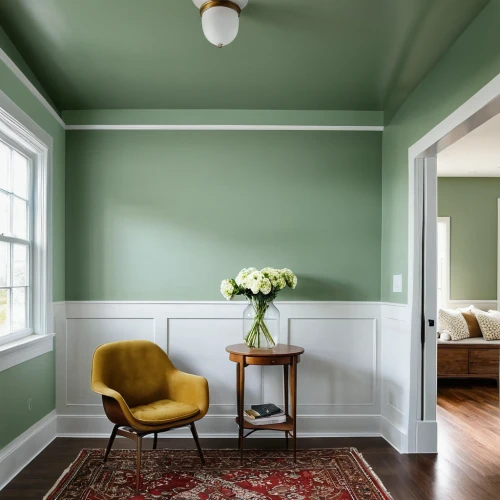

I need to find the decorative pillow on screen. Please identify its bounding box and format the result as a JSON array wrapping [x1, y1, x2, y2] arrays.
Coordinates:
[[474, 310, 500, 341], [461, 310, 482, 338], [438, 308, 470, 341]]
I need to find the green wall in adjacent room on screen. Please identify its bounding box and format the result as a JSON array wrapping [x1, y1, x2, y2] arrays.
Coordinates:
[[0, 28, 64, 449], [438, 178, 500, 300], [381, 0, 500, 303], [66, 130, 382, 301]]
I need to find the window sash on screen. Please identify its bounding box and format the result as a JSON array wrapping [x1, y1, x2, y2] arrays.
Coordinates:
[[0, 239, 32, 340], [0, 137, 33, 345], [0, 103, 52, 349]]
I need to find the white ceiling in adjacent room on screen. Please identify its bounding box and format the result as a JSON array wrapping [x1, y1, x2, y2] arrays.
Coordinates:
[[438, 112, 500, 177]]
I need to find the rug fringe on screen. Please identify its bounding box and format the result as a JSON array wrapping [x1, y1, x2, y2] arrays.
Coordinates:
[[354, 448, 394, 500], [43, 449, 89, 500]]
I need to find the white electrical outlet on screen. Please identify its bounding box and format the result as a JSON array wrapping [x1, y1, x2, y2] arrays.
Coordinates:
[[393, 274, 403, 293]]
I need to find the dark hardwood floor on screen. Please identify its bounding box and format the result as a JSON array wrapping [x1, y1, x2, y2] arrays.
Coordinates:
[[1, 380, 499, 500], [433, 379, 500, 500]]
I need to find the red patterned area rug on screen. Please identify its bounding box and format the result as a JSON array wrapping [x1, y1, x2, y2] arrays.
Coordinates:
[[44, 448, 393, 500]]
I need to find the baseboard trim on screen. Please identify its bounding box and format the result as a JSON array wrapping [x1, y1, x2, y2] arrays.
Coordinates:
[[380, 415, 406, 453], [56, 432, 384, 439], [416, 420, 438, 453], [0, 410, 57, 490], [57, 414, 385, 440]]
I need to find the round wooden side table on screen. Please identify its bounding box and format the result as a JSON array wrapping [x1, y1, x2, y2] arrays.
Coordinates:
[[225, 343, 305, 462]]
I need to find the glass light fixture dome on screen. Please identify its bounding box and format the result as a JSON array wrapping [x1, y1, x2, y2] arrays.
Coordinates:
[[193, 0, 248, 48]]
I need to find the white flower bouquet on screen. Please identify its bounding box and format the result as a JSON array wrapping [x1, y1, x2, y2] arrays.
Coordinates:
[[220, 267, 297, 348]]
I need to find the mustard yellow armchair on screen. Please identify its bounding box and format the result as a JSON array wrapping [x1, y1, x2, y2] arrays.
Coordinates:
[[91, 340, 209, 491]]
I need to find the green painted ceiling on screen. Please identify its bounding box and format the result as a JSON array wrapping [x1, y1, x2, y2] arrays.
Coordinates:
[[0, 0, 490, 113]]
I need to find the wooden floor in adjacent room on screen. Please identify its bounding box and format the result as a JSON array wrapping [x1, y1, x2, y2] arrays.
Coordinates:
[[1, 380, 499, 500]]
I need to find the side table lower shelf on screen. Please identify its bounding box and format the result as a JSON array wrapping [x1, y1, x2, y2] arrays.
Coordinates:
[[237, 415, 294, 432]]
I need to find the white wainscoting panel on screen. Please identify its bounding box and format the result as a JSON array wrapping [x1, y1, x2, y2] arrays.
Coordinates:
[[380, 303, 411, 452], [66, 318, 155, 406], [55, 301, 389, 442], [287, 318, 376, 411]]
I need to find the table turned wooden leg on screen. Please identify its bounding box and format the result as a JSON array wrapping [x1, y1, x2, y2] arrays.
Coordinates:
[[291, 356, 298, 462], [284, 364, 289, 450], [238, 358, 245, 461], [236, 363, 241, 449]]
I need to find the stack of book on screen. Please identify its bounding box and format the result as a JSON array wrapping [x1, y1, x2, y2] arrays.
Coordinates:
[[244, 403, 286, 425]]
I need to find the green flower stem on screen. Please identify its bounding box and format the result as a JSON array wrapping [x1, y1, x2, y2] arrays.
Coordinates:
[[244, 299, 276, 348]]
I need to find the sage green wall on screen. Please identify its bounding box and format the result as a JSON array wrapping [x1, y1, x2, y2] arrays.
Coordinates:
[[0, 352, 55, 449], [0, 29, 64, 449], [381, 0, 500, 303], [438, 178, 500, 300], [66, 130, 382, 301]]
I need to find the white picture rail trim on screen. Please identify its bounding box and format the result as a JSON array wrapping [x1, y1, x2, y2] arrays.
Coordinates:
[[0, 47, 384, 133]]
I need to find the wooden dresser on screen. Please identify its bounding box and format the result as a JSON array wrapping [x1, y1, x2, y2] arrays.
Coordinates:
[[438, 339, 500, 381]]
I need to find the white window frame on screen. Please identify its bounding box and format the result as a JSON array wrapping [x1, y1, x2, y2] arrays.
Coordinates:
[[0, 102, 52, 349]]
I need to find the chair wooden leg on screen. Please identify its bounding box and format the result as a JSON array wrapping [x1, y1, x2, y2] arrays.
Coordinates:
[[153, 432, 158, 450], [136, 435, 142, 492], [103, 424, 119, 463], [190, 422, 205, 466]]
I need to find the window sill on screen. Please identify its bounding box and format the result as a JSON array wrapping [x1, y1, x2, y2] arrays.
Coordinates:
[[0, 333, 55, 373]]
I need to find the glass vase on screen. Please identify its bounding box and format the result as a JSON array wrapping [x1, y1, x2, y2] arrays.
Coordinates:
[[243, 298, 280, 348]]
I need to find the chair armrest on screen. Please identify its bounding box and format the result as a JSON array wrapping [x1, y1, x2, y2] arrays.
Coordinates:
[[91, 381, 137, 426], [166, 370, 209, 417]]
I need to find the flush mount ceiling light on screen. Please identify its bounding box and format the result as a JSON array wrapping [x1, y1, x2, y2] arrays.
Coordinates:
[[193, 0, 248, 48]]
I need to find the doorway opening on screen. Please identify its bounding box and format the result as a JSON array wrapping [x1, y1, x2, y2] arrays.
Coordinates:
[[435, 117, 500, 463], [408, 74, 500, 454]]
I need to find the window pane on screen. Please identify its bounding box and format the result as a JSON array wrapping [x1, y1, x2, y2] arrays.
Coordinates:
[[12, 287, 26, 332], [0, 289, 10, 335], [0, 241, 10, 287], [12, 197, 27, 239], [0, 191, 9, 235], [13, 244, 28, 286], [12, 151, 28, 199], [0, 141, 9, 192]]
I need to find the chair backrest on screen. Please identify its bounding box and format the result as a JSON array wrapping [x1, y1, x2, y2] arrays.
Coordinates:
[[91, 340, 175, 408]]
